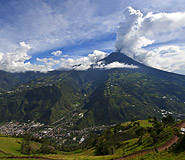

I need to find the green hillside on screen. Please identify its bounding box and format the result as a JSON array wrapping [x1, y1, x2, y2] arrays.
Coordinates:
[[0, 70, 45, 91], [0, 72, 85, 124], [0, 53, 185, 127], [0, 68, 185, 127], [77, 69, 185, 127]]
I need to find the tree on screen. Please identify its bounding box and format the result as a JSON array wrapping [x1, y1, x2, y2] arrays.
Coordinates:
[[40, 142, 56, 154], [174, 135, 185, 151], [135, 127, 147, 144], [21, 141, 31, 154], [133, 121, 140, 126], [95, 141, 115, 155], [150, 120, 164, 152], [150, 130, 158, 152], [153, 115, 157, 122], [20, 133, 32, 154], [162, 114, 174, 125]]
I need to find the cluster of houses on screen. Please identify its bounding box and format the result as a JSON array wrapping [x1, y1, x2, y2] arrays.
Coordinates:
[[0, 117, 113, 145], [157, 109, 184, 119], [0, 121, 44, 136]]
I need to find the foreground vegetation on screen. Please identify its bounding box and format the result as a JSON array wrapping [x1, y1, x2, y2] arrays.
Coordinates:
[[133, 135, 185, 160], [132, 151, 185, 160], [0, 116, 184, 160]]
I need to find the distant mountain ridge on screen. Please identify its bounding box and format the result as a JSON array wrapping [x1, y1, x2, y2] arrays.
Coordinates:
[[102, 52, 185, 81], [0, 52, 185, 127], [100, 52, 142, 66]]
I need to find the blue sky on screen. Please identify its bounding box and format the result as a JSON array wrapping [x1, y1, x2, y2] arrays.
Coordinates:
[[0, 0, 185, 74]]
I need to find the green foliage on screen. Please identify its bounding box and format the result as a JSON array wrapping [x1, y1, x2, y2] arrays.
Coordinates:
[[134, 151, 185, 160], [21, 141, 31, 155], [95, 141, 115, 155], [162, 114, 174, 125], [39, 142, 56, 154], [91, 118, 176, 156], [135, 127, 147, 144], [172, 135, 185, 152], [94, 122, 143, 155], [20, 133, 57, 155], [81, 133, 97, 150], [20, 133, 38, 155]]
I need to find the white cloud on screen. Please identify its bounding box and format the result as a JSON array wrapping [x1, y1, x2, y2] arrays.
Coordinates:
[[36, 58, 48, 63], [37, 57, 60, 68], [0, 0, 185, 55], [0, 53, 3, 61], [2, 45, 137, 72], [147, 45, 185, 75], [115, 7, 185, 75], [51, 50, 62, 56], [104, 61, 138, 69], [94, 61, 138, 69], [59, 50, 108, 70], [0, 42, 53, 72], [62, 54, 69, 57], [0, 0, 123, 54]]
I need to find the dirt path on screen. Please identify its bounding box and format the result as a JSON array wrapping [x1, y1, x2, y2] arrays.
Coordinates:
[[112, 120, 185, 160]]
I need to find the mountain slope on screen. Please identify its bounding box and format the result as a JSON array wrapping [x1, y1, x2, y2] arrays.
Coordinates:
[[77, 52, 185, 127], [77, 68, 185, 127], [0, 70, 45, 92], [99, 52, 185, 83], [0, 52, 185, 127], [0, 76, 81, 124], [0, 70, 108, 124]]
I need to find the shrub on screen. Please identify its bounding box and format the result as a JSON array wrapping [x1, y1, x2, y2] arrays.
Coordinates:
[[39, 142, 56, 154]]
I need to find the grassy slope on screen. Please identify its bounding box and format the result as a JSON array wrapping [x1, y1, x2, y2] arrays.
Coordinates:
[[0, 136, 44, 160], [0, 137, 24, 156], [0, 120, 181, 160], [45, 154, 120, 160], [0, 135, 120, 160], [131, 151, 185, 160], [44, 147, 121, 160], [0, 159, 39, 160], [117, 122, 174, 156]]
